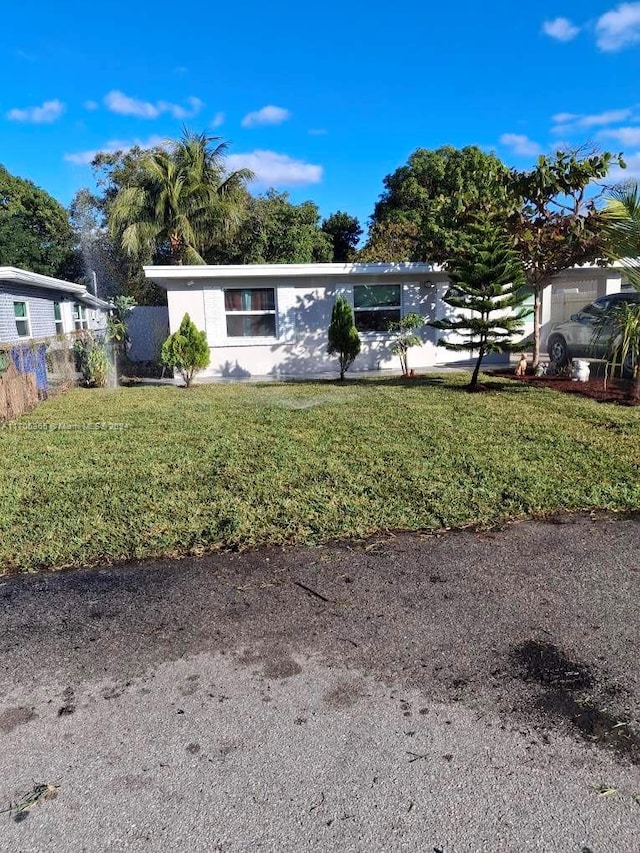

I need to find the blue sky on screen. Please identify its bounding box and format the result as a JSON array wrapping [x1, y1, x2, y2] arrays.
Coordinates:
[[3, 1, 640, 233]]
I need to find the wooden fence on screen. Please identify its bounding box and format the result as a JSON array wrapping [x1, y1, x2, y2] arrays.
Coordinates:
[[0, 362, 38, 421]]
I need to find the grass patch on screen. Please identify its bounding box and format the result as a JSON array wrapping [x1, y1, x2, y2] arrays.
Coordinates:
[[1, 375, 639, 573]]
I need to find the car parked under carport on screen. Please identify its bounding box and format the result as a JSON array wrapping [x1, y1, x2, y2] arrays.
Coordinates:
[[546, 291, 640, 368]]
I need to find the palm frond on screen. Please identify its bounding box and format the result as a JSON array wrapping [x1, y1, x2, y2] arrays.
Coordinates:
[[602, 182, 640, 287]]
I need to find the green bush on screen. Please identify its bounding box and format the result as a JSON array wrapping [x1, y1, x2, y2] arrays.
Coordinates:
[[161, 313, 210, 387], [72, 336, 112, 388]]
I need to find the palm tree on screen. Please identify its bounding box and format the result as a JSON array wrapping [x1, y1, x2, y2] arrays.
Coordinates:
[[599, 182, 640, 399], [601, 181, 640, 287], [109, 129, 254, 265]]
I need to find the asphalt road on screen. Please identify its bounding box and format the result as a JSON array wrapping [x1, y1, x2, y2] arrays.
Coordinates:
[[1, 513, 639, 852]]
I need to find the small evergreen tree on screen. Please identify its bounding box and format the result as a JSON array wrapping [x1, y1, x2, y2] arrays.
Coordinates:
[[161, 313, 210, 387], [327, 296, 361, 381], [429, 220, 529, 389]]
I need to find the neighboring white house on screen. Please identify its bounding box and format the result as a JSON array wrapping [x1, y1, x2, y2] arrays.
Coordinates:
[[143, 261, 627, 380], [0, 267, 110, 343]]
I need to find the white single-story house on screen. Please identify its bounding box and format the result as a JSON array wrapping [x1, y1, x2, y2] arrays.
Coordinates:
[[0, 267, 110, 343], [143, 261, 628, 380]]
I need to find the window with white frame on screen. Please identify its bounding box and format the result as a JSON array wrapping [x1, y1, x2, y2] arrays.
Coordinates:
[[54, 302, 64, 335], [13, 301, 30, 337], [72, 302, 88, 330], [224, 288, 276, 337], [353, 284, 401, 332]]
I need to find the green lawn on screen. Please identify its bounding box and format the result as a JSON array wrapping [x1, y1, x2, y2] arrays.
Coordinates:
[[1, 375, 638, 574]]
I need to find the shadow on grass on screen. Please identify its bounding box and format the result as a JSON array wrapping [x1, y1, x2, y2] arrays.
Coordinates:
[[347, 376, 537, 395]]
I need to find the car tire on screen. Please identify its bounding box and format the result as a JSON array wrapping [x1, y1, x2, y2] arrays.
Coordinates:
[[547, 335, 570, 366]]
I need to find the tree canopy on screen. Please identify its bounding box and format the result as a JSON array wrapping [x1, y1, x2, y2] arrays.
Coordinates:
[[364, 146, 512, 261], [507, 147, 625, 365], [208, 189, 332, 264], [321, 211, 362, 262], [0, 164, 79, 279], [108, 130, 253, 266]]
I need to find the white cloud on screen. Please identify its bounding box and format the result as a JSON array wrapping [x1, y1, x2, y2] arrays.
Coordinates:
[[103, 90, 203, 119], [499, 133, 542, 157], [552, 108, 634, 134], [211, 111, 225, 128], [599, 125, 640, 146], [579, 108, 633, 127], [596, 3, 640, 51], [241, 105, 291, 128], [226, 150, 322, 186], [64, 135, 166, 165], [552, 112, 579, 124], [7, 99, 65, 123], [308, 128, 328, 136], [104, 90, 159, 118], [84, 100, 99, 111], [542, 17, 580, 41], [161, 96, 203, 120]]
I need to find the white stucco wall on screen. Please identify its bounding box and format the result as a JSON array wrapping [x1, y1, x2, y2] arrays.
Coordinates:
[[163, 272, 454, 379]]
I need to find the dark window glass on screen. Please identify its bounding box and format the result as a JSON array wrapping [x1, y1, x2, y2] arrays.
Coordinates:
[[226, 314, 277, 337], [354, 309, 401, 332]]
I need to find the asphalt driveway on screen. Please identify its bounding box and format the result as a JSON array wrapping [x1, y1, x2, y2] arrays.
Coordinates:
[[1, 513, 639, 851]]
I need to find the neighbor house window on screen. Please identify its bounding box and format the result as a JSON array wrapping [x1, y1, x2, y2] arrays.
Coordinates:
[[73, 302, 88, 330], [353, 284, 401, 332], [224, 288, 276, 337], [13, 302, 30, 337], [54, 302, 64, 335]]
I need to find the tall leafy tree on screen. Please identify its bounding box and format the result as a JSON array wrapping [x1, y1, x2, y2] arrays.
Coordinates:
[[429, 219, 529, 390], [109, 130, 253, 265], [321, 211, 362, 262], [364, 146, 512, 261], [0, 164, 79, 278], [358, 220, 420, 263], [208, 190, 332, 264], [507, 148, 624, 367]]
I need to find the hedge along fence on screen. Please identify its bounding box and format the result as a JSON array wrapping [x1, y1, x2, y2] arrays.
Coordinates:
[[0, 337, 78, 422]]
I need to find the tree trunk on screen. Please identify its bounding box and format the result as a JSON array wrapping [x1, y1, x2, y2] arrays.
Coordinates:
[[470, 344, 485, 390], [532, 286, 541, 369]]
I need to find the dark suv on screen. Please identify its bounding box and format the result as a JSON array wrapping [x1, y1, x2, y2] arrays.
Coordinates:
[[546, 291, 640, 366]]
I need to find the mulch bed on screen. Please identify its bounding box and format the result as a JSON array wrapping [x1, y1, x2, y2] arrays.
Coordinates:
[[494, 369, 639, 405]]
